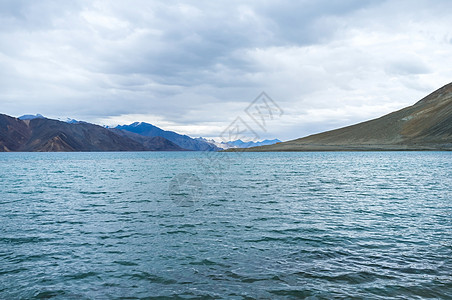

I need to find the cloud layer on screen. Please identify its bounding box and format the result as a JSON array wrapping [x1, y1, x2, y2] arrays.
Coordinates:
[[1, 0, 452, 140]]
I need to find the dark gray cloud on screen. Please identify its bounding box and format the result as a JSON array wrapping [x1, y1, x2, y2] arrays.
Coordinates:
[[1, 0, 452, 140]]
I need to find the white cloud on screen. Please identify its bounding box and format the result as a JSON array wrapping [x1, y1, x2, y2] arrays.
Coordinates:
[[0, 0, 451, 141]]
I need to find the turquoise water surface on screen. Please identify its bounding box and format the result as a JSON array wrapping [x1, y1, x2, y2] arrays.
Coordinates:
[[0, 152, 451, 299]]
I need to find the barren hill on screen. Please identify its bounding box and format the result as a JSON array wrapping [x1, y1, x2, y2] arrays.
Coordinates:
[[239, 83, 452, 151]]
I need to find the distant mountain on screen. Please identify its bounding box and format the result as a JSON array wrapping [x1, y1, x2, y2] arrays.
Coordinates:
[[227, 139, 282, 148], [109, 128, 185, 151], [18, 114, 45, 120], [115, 122, 220, 151], [64, 118, 87, 124], [19, 115, 87, 124], [234, 82, 452, 151], [196, 137, 281, 149], [0, 114, 185, 152]]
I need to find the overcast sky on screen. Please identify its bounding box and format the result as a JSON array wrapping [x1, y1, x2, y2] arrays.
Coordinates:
[[1, 0, 452, 141]]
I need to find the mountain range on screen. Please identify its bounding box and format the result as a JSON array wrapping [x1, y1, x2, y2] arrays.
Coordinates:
[[2, 82, 451, 152], [115, 122, 220, 151], [0, 115, 184, 152], [235, 82, 452, 151], [0, 115, 277, 152], [196, 137, 282, 149]]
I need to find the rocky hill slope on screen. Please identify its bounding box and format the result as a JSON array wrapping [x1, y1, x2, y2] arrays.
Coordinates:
[[0, 115, 185, 152]]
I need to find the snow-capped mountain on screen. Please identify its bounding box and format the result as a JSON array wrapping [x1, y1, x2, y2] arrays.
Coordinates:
[[196, 138, 282, 149], [64, 118, 87, 124]]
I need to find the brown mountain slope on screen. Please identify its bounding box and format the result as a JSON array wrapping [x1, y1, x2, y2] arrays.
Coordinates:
[[240, 82, 452, 151], [0, 115, 31, 151], [0, 114, 185, 152]]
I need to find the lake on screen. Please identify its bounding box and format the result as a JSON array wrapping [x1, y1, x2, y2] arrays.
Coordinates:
[[0, 152, 451, 299]]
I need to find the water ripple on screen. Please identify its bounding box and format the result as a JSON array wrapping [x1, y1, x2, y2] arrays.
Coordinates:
[[0, 151, 451, 299]]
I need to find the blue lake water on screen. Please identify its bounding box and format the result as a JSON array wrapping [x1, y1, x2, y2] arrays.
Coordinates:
[[0, 152, 451, 299]]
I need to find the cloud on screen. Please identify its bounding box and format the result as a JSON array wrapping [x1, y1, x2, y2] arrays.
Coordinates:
[[386, 59, 430, 76], [0, 0, 452, 141]]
